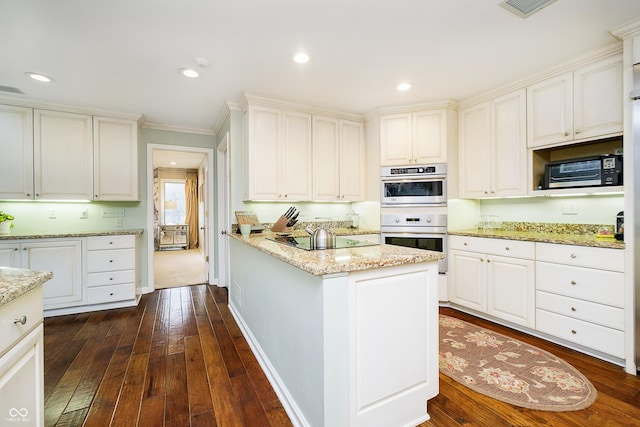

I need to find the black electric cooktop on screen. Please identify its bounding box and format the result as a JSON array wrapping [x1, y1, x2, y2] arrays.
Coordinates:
[[266, 235, 379, 251]]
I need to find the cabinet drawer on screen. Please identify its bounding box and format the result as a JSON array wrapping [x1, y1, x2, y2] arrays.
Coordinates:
[[87, 235, 135, 251], [86, 249, 135, 272], [536, 262, 624, 307], [449, 235, 534, 259], [87, 270, 135, 288], [536, 309, 624, 358], [87, 283, 135, 304], [536, 291, 624, 330], [535, 243, 624, 271], [0, 287, 43, 357]]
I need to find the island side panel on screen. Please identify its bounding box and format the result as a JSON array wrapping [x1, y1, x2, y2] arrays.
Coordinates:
[[228, 238, 326, 427], [347, 263, 440, 427]]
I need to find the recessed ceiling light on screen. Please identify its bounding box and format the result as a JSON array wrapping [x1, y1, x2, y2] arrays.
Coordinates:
[[293, 52, 310, 64], [179, 68, 199, 78], [170, 161, 177, 165], [25, 72, 54, 83], [396, 83, 411, 91]]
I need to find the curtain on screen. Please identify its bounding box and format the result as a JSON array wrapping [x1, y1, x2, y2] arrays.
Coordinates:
[[185, 171, 199, 249]]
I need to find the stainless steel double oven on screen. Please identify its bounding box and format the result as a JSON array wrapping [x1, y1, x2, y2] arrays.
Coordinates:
[[380, 164, 448, 274]]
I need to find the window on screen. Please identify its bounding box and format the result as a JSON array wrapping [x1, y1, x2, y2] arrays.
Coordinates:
[[163, 181, 186, 224]]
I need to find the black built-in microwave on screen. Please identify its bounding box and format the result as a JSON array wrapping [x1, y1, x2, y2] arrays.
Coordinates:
[[544, 154, 623, 189]]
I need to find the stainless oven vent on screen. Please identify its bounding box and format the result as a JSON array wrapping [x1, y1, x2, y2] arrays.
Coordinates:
[[500, 0, 557, 18], [0, 85, 24, 94]]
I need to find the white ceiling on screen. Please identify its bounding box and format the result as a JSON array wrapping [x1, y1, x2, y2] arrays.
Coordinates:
[[1, 0, 639, 134], [153, 149, 205, 169]]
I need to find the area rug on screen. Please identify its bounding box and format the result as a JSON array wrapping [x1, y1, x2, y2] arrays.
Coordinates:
[[438, 315, 598, 411]]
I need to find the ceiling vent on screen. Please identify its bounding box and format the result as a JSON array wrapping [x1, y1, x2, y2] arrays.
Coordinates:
[[500, 0, 558, 18], [0, 85, 24, 95]]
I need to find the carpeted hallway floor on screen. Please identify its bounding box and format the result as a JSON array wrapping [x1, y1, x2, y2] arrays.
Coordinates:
[[154, 248, 207, 288]]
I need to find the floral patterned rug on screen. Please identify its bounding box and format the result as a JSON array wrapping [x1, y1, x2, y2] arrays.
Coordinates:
[[439, 315, 598, 411]]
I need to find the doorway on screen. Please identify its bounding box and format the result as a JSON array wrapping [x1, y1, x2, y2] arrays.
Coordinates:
[[146, 144, 215, 292]]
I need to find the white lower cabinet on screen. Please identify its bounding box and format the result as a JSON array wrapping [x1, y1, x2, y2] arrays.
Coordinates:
[[0, 287, 44, 427], [535, 242, 625, 359], [0, 234, 139, 316], [449, 236, 535, 328], [0, 240, 83, 310], [86, 235, 137, 305]]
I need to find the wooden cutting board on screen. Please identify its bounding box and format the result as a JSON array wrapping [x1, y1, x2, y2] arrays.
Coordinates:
[[235, 211, 261, 226]]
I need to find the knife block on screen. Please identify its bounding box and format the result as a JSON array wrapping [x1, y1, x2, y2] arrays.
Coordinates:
[[271, 215, 292, 232]]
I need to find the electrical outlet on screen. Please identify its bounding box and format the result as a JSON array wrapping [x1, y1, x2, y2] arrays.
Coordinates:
[[115, 218, 123, 227], [80, 208, 88, 219], [49, 209, 56, 219], [562, 202, 578, 215]]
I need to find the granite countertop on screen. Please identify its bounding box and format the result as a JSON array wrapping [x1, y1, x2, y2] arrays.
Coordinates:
[[231, 231, 442, 276], [448, 229, 625, 249], [0, 229, 144, 240], [0, 267, 53, 307]]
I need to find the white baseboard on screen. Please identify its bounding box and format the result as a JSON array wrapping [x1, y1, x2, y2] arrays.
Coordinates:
[[228, 302, 309, 427]]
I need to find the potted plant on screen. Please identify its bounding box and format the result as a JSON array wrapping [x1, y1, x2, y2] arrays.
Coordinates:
[[0, 210, 15, 235]]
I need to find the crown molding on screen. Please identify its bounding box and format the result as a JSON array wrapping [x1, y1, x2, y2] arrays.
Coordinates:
[[0, 95, 142, 121], [213, 100, 242, 134], [140, 121, 216, 136], [240, 92, 365, 122], [610, 17, 640, 40], [459, 43, 622, 109], [374, 99, 460, 116]]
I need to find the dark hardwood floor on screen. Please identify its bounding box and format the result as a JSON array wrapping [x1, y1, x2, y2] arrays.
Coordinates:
[[44, 285, 640, 427]]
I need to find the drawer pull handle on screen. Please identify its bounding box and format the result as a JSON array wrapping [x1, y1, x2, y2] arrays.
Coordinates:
[[571, 329, 577, 334], [570, 254, 576, 259], [571, 307, 576, 312], [109, 277, 114, 281], [109, 241, 113, 245], [109, 292, 114, 296], [570, 280, 576, 285], [109, 260, 113, 263], [13, 315, 27, 325], [463, 242, 468, 246], [505, 247, 510, 250]]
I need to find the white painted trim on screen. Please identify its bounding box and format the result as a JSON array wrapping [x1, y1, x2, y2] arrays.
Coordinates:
[[216, 132, 231, 288], [0, 95, 142, 122], [240, 92, 365, 121], [140, 121, 216, 136], [145, 143, 215, 293]]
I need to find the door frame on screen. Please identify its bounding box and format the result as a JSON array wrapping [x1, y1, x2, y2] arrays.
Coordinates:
[[216, 132, 231, 288], [146, 143, 215, 293]]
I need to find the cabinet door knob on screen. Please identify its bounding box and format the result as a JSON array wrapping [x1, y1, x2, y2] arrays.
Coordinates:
[[575, 129, 581, 134], [109, 292, 114, 296], [564, 131, 570, 137], [26, 193, 31, 197], [505, 247, 510, 250], [571, 306, 576, 312], [570, 254, 576, 259], [570, 280, 576, 285], [109, 260, 113, 263], [13, 247, 18, 251], [571, 329, 577, 334], [13, 315, 27, 325]]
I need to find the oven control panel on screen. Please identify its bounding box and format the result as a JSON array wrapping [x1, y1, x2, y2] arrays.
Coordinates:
[[381, 213, 447, 229]]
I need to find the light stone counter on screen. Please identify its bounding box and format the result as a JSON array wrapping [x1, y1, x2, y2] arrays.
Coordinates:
[[448, 229, 625, 249], [230, 231, 442, 276], [0, 229, 144, 240], [0, 267, 53, 307]]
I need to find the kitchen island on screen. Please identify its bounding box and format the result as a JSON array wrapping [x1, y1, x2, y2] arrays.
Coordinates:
[[228, 233, 443, 427]]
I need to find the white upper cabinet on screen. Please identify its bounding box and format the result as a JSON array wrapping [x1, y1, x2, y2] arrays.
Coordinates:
[[93, 116, 139, 201], [312, 116, 364, 201], [0, 105, 33, 200], [458, 103, 490, 198], [491, 90, 527, 196], [527, 55, 623, 148], [34, 109, 93, 200], [459, 89, 527, 199], [244, 104, 312, 201], [380, 109, 452, 166]]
